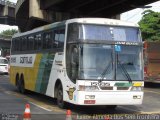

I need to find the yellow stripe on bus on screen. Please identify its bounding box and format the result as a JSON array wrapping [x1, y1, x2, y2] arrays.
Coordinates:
[[133, 82, 143, 87], [10, 54, 43, 91], [25, 54, 42, 91]]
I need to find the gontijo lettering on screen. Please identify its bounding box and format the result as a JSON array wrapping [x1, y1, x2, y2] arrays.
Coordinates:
[[20, 57, 32, 64], [10, 57, 16, 63]]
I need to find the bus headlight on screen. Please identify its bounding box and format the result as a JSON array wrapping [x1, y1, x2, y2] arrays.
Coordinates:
[[131, 87, 143, 91], [79, 85, 99, 91]]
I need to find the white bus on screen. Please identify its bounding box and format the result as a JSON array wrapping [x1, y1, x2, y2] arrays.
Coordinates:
[[10, 18, 144, 108]]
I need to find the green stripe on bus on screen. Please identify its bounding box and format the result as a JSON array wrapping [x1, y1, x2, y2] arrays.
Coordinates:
[[114, 82, 132, 87], [40, 53, 55, 94], [35, 54, 48, 92]]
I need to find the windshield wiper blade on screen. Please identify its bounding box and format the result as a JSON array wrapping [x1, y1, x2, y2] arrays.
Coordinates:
[[118, 60, 132, 83], [98, 61, 112, 82]]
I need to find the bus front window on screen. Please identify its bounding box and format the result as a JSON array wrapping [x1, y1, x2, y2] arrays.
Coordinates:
[[67, 23, 141, 42], [79, 44, 114, 80], [116, 46, 143, 81]]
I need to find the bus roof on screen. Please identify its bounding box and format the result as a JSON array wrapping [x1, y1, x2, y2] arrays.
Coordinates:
[[13, 18, 139, 38], [65, 18, 139, 27]]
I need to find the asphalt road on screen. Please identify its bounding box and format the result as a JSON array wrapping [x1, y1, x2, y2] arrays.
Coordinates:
[[0, 75, 160, 120]]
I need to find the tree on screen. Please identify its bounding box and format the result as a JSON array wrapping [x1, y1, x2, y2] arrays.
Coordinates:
[[0, 29, 18, 37], [138, 10, 160, 41]]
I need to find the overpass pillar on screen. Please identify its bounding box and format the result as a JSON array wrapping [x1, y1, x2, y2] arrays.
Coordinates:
[[29, 0, 54, 22], [3, 1, 15, 17], [0, 6, 4, 16], [3, 4, 8, 16], [29, 0, 78, 23]]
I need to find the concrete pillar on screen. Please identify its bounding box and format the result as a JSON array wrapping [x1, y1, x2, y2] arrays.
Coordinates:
[[29, 0, 54, 22], [3, 4, 9, 16], [0, 6, 4, 16], [8, 7, 15, 17]]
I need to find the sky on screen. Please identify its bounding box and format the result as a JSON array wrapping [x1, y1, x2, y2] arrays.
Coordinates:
[[121, 1, 160, 23], [0, 0, 160, 33]]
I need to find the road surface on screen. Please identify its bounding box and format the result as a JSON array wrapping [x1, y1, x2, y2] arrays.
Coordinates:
[[0, 75, 160, 120]]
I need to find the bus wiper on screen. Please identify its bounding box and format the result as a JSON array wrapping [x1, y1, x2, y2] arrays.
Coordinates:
[[118, 60, 132, 83], [98, 60, 112, 82]]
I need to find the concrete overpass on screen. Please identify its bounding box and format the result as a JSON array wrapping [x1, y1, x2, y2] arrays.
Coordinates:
[[16, 0, 159, 32], [0, 0, 16, 25]]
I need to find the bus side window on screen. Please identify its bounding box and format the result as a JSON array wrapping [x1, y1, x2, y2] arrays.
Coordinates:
[[34, 35, 38, 50], [24, 37, 28, 51], [16, 38, 20, 51], [19, 38, 22, 51], [58, 29, 65, 48], [12, 39, 15, 51], [66, 44, 79, 83], [53, 29, 59, 48], [67, 23, 79, 42], [35, 34, 42, 50], [43, 32, 52, 49], [28, 36, 34, 50], [53, 27, 65, 49], [71, 46, 79, 81], [22, 37, 26, 51]]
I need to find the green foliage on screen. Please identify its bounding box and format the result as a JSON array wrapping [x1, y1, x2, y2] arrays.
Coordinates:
[[0, 29, 18, 36], [138, 10, 160, 41]]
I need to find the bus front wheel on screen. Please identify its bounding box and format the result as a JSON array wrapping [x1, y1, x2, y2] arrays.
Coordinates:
[[57, 84, 66, 108]]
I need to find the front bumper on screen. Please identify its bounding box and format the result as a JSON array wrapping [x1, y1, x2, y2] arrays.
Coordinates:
[[76, 91, 143, 105]]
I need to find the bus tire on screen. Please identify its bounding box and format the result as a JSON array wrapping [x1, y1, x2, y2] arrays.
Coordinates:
[[16, 75, 21, 92], [57, 84, 66, 108], [18, 75, 25, 94]]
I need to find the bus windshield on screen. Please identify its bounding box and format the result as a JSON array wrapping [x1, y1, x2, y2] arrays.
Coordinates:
[[116, 46, 143, 81], [67, 23, 143, 81], [79, 44, 143, 81], [80, 44, 114, 80], [67, 23, 141, 42]]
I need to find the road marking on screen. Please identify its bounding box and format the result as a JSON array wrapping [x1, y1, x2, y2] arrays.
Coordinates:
[[144, 90, 160, 95], [4, 91, 12, 94], [29, 101, 52, 112], [1, 88, 65, 113]]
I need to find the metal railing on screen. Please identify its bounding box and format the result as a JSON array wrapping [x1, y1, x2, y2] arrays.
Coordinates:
[[0, 0, 16, 8]]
